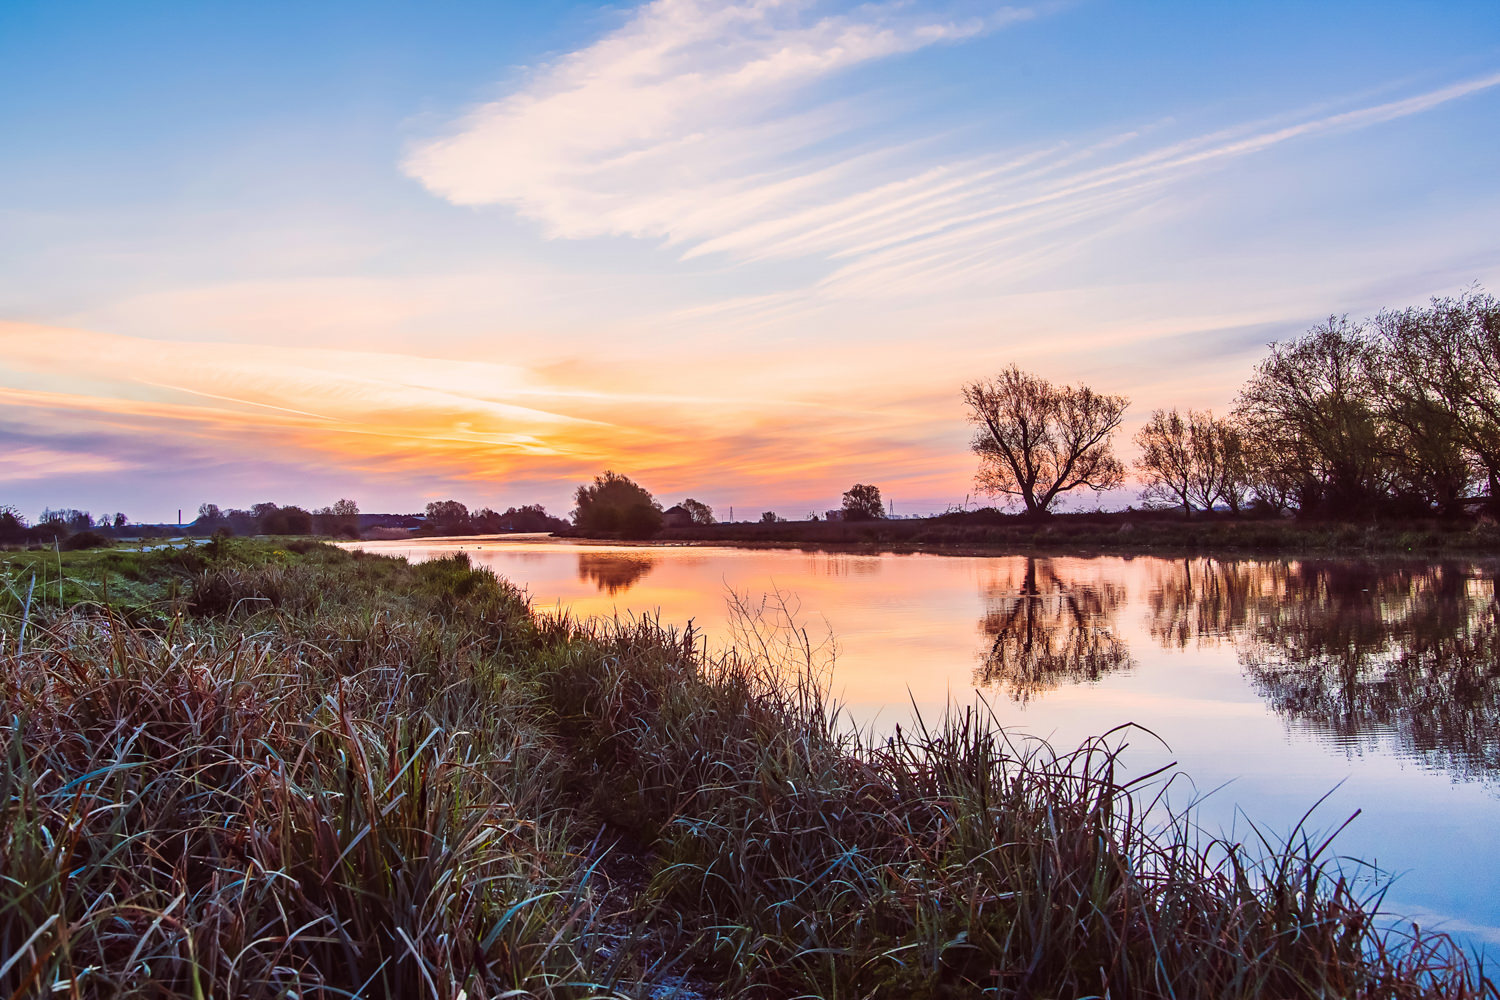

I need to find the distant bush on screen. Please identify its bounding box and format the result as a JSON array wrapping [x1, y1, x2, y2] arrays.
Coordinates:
[[572, 471, 663, 539], [60, 530, 109, 551]]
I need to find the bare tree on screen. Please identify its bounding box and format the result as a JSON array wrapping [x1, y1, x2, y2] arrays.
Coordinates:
[[1185, 411, 1228, 513], [1245, 436, 1299, 514], [1453, 290, 1500, 510], [1137, 409, 1249, 516], [1214, 418, 1255, 513], [679, 498, 716, 525], [1135, 409, 1194, 516], [963, 366, 1128, 515]]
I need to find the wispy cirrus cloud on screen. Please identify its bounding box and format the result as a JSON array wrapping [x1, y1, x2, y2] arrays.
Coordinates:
[[403, 0, 1033, 240], [0, 444, 132, 483], [406, 0, 1500, 302]]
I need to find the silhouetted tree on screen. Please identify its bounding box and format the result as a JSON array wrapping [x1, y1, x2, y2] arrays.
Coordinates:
[[41, 508, 93, 531], [1235, 318, 1388, 514], [223, 508, 259, 535], [314, 498, 360, 537], [1135, 409, 1194, 515], [1244, 436, 1299, 514], [680, 498, 715, 525], [424, 500, 471, 535], [1377, 289, 1498, 513], [841, 484, 885, 521], [0, 506, 24, 544], [469, 507, 503, 533], [1138, 410, 1264, 516], [259, 505, 312, 535], [572, 471, 662, 539], [963, 366, 1128, 514], [1212, 418, 1255, 513], [500, 504, 568, 532], [1184, 411, 1230, 512]]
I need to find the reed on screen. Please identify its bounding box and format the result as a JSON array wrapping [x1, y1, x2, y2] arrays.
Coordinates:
[[0, 541, 1492, 998]]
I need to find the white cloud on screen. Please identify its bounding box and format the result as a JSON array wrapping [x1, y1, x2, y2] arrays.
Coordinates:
[[404, 0, 1025, 240], [407, 0, 1500, 304]]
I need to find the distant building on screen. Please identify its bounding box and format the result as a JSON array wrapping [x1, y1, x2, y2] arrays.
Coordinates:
[[661, 504, 694, 528], [824, 509, 845, 521]]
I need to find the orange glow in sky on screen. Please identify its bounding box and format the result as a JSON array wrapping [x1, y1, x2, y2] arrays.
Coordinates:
[[3, 2, 1498, 519]]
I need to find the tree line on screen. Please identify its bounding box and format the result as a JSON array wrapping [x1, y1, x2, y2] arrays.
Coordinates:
[[567, 472, 889, 537], [419, 500, 568, 535], [194, 500, 363, 538], [0, 497, 577, 548], [0, 507, 133, 548], [964, 287, 1500, 518]]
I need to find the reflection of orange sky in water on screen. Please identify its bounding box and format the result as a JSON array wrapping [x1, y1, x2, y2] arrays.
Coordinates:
[[349, 539, 1500, 791], [349, 538, 1250, 721], [355, 535, 1012, 710], [348, 537, 1500, 947]]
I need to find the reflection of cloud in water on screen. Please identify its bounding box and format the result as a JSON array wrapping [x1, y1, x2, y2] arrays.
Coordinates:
[[975, 557, 1133, 703], [577, 552, 657, 594]]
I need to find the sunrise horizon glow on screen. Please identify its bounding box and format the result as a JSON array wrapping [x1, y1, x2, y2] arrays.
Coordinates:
[[4, 1, 1499, 522]]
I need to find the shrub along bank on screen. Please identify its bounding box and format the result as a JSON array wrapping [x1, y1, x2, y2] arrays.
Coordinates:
[[0, 541, 1493, 998], [644, 508, 1500, 555]]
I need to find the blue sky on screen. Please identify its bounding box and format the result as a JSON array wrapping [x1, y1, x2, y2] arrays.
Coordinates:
[[2, 1, 1498, 521]]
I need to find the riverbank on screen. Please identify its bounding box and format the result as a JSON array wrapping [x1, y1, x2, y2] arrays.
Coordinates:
[[613, 508, 1500, 556], [1, 540, 1493, 998]]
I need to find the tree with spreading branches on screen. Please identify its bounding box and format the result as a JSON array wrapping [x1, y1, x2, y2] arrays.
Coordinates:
[[841, 483, 885, 521], [963, 366, 1128, 515]]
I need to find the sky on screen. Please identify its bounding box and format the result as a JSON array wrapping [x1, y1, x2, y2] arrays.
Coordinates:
[[2, 0, 1498, 523]]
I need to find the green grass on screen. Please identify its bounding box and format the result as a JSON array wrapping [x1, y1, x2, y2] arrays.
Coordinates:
[[0, 541, 1493, 997]]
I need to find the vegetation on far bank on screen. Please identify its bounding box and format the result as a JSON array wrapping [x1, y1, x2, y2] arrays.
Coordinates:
[[641, 507, 1500, 555], [964, 289, 1500, 519], [1, 539, 1495, 997]]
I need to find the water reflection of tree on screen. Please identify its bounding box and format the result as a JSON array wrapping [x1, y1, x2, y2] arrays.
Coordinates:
[[1242, 563, 1500, 782], [1145, 558, 1500, 784], [577, 553, 656, 595], [1145, 558, 1262, 648], [976, 557, 1133, 703]]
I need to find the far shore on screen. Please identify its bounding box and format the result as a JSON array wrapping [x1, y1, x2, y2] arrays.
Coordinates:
[[543, 507, 1500, 557], [24, 508, 1496, 561]]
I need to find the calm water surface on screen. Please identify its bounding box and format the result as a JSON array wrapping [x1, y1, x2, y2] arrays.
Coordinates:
[[351, 535, 1500, 947]]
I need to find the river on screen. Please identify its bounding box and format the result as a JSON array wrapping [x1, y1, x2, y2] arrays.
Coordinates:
[[349, 534, 1500, 949]]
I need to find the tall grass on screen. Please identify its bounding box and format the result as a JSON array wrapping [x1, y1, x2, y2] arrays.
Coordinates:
[[0, 543, 1493, 998]]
